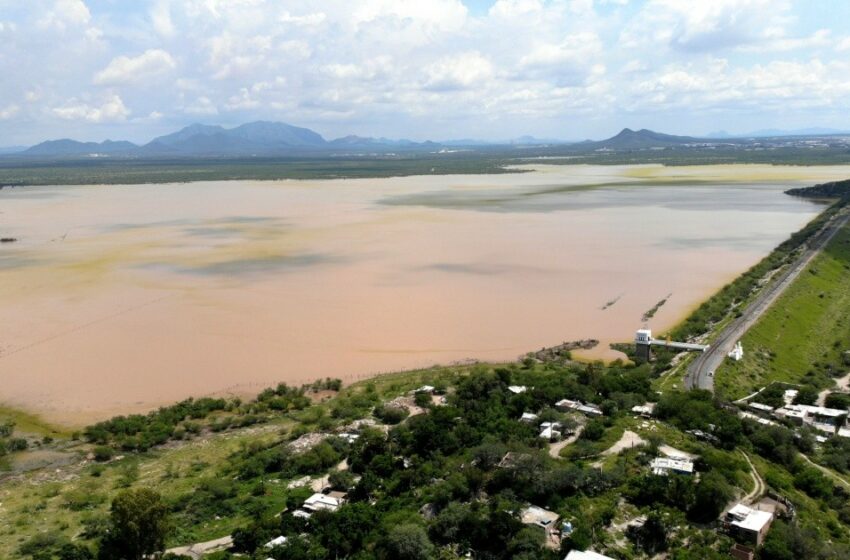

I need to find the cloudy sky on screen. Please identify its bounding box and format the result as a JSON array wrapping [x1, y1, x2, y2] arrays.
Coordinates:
[[2, 0, 850, 145]]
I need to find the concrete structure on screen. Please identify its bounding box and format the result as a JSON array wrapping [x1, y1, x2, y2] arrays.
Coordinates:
[[650, 456, 694, 476], [740, 411, 777, 427], [725, 504, 774, 546], [728, 341, 744, 361], [635, 328, 709, 363], [414, 385, 435, 394], [774, 404, 848, 434], [565, 551, 616, 560], [521, 505, 560, 530]]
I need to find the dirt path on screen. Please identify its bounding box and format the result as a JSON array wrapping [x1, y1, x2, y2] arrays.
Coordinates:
[[549, 425, 584, 459], [817, 372, 850, 406], [166, 536, 233, 559], [601, 430, 647, 457], [740, 451, 765, 504], [799, 453, 850, 490]]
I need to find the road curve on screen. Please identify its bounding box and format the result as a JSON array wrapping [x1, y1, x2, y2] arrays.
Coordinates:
[[685, 207, 849, 392]]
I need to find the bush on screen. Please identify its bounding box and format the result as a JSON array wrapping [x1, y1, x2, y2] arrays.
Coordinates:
[[93, 445, 114, 462], [373, 404, 409, 425]]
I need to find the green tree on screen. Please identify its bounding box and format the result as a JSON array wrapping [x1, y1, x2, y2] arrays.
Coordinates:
[[381, 524, 435, 560], [99, 488, 171, 560]]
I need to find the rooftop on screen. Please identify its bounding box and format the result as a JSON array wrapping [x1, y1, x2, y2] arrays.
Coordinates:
[[508, 385, 528, 394], [565, 550, 616, 560], [650, 456, 694, 475], [727, 504, 773, 533], [521, 505, 560, 528]]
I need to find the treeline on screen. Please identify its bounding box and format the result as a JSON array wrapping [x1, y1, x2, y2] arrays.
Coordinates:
[[82, 380, 341, 451], [786, 179, 850, 199]]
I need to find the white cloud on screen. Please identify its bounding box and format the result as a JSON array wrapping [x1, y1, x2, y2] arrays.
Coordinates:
[[281, 11, 326, 26], [0, 105, 20, 120], [94, 50, 177, 85], [424, 52, 494, 91], [184, 96, 219, 116], [836, 37, 850, 52], [38, 0, 91, 30], [489, 0, 544, 18], [53, 94, 130, 122], [150, 0, 175, 37]]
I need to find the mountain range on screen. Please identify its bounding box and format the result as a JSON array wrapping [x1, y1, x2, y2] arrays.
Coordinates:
[[7, 122, 850, 159]]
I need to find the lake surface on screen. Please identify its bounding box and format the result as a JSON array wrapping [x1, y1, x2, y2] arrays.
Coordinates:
[[1, 163, 848, 425]]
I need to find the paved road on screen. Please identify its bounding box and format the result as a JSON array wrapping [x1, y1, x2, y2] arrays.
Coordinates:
[[685, 208, 850, 391]]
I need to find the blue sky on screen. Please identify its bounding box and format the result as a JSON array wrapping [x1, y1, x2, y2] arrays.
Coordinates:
[[2, 0, 850, 144]]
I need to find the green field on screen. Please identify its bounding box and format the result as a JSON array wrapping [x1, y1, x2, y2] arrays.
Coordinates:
[[716, 220, 850, 399]]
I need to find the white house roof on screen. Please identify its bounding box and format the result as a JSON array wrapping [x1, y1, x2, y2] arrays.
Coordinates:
[[565, 550, 616, 560], [520, 412, 539, 422], [304, 492, 343, 512], [265, 536, 288, 548], [727, 504, 773, 533], [415, 385, 435, 393], [650, 456, 694, 475], [508, 385, 528, 394]]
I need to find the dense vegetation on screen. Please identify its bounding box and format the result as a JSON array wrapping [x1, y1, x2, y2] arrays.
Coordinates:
[[786, 179, 850, 200]]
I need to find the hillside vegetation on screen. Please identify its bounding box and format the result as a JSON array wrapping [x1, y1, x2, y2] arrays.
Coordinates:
[[717, 221, 850, 399]]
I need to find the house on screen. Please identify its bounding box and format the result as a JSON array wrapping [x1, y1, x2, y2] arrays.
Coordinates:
[[302, 491, 347, 513], [520, 412, 539, 423], [539, 422, 563, 441], [521, 505, 560, 531], [650, 456, 694, 476], [556, 399, 602, 416], [508, 385, 528, 394], [414, 385, 435, 394], [725, 503, 774, 546], [264, 535, 288, 549], [774, 404, 848, 434], [631, 403, 655, 418], [564, 550, 616, 560], [555, 399, 581, 412]]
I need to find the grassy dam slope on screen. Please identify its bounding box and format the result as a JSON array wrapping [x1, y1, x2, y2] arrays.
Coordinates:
[[717, 219, 850, 398]]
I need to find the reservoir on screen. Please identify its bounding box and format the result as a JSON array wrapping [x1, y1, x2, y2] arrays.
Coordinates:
[[1, 163, 848, 425]]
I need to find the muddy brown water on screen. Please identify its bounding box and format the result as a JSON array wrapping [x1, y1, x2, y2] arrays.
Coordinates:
[[1, 164, 848, 426]]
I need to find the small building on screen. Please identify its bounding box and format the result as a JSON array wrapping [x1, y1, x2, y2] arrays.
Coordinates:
[[728, 341, 744, 361], [740, 411, 777, 427], [521, 505, 560, 531], [631, 403, 656, 418], [725, 503, 774, 546], [302, 491, 346, 514], [414, 385, 435, 394], [556, 399, 581, 412], [520, 412, 539, 423], [508, 385, 528, 394], [539, 422, 563, 442], [557, 399, 602, 416], [565, 550, 616, 560], [577, 403, 603, 417], [265, 535, 288, 549], [650, 456, 694, 476]]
